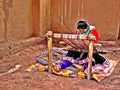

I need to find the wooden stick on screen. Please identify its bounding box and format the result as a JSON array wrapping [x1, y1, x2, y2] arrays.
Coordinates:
[[87, 40, 94, 80], [47, 31, 53, 73]]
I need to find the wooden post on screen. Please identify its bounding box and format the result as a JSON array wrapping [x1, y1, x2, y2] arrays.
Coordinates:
[[47, 31, 53, 73], [87, 40, 94, 80]]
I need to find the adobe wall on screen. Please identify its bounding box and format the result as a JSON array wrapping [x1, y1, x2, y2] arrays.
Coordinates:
[[0, 0, 120, 58], [0, 0, 119, 42], [0, 0, 33, 59], [0, 0, 5, 42], [0, 0, 33, 42], [83, 0, 119, 40], [50, 0, 120, 40], [40, 0, 51, 35]]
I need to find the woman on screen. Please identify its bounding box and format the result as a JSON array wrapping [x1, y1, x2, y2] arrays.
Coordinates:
[[53, 20, 106, 72]]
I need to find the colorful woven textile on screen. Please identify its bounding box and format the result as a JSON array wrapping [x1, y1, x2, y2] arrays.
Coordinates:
[[92, 60, 119, 82], [26, 47, 119, 82], [47, 32, 95, 40]]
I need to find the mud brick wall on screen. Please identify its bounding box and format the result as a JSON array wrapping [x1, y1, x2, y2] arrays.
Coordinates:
[[0, 0, 33, 42], [0, 0, 34, 58], [83, 0, 120, 40], [50, 0, 120, 40], [0, 0, 120, 58], [0, 0, 120, 42]]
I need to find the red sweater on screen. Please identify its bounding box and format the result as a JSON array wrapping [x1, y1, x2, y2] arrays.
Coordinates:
[[74, 29, 99, 44]]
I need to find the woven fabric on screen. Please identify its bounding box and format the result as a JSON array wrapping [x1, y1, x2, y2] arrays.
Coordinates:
[[51, 33, 94, 40]]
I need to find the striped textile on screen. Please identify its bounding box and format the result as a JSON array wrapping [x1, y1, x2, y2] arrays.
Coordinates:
[[47, 32, 95, 40]]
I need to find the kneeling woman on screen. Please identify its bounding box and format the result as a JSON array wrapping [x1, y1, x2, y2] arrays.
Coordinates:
[[53, 20, 107, 72]]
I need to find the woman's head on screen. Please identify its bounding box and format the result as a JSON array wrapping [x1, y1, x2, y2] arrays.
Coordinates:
[[77, 20, 89, 34], [77, 20, 89, 29]]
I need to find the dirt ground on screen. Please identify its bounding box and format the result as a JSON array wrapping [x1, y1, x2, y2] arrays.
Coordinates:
[[0, 39, 120, 90]]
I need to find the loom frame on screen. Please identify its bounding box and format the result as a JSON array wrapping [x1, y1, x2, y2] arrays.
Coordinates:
[[46, 31, 96, 80]]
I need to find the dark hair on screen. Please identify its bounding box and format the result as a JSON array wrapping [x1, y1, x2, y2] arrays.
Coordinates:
[[77, 20, 89, 29]]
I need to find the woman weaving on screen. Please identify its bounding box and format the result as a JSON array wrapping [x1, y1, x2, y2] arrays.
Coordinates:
[[53, 20, 108, 72]]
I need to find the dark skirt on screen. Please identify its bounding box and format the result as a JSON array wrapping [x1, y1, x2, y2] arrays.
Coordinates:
[[66, 51, 106, 64]]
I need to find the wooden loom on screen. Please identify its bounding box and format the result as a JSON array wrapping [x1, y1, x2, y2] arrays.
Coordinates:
[[46, 31, 96, 80]]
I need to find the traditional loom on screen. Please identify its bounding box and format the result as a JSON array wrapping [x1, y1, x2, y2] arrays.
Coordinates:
[[46, 31, 96, 80]]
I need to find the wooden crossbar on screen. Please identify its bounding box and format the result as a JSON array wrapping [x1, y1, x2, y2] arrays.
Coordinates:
[[45, 31, 95, 40], [46, 31, 95, 80]]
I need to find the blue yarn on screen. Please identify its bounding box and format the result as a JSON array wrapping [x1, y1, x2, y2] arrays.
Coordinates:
[[60, 60, 72, 69], [83, 61, 95, 70]]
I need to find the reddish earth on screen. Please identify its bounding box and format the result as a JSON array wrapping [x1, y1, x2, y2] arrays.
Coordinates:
[[0, 39, 120, 90]]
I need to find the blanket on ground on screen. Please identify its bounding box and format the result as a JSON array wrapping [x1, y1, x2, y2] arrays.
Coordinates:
[[26, 47, 119, 82]]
